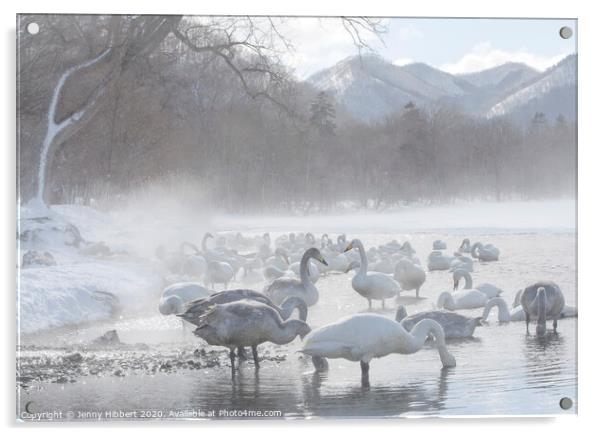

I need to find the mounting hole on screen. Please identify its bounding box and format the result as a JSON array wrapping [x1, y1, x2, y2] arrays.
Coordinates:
[[559, 26, 573, 39], [26, 22, 39, 35], [559, 397, 573, 410]]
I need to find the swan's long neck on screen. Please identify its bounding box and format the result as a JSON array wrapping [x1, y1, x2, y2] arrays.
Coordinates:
[[461, 270, 472, 289], [299, 252, 313, 287], [404, 319, 456, 367], [356, 242, 368, 275], [277, 249, 287, 264], [280, 297, 308, 322], [437, 292, 454, 310], [513, 289, 523, 308], [202, 234, 211, 252], [272, 319, 306, 344], [536, 288, 547, 334], [471, 243, 482, 258], [482, 297, 511, 322]]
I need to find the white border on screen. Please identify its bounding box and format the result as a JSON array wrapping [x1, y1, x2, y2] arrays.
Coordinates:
[[2, 0, 600, 434]]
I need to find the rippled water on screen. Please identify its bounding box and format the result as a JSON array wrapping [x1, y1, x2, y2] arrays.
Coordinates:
[[17, 233, 577, 419]]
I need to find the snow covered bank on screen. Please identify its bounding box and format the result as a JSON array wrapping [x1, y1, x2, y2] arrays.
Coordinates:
[[214, 199, 576, 234], [18, 201, 164, 334], [18, 261, 161, 334]]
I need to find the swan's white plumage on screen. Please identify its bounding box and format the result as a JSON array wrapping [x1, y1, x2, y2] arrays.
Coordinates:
[[346, 239, 400, 305], [301, 313, 456, 368], [159, 282, 212, 315], [437, 290, 489, 310]]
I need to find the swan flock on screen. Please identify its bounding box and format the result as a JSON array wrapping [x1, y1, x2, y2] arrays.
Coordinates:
[[154, 232, 573, 384]]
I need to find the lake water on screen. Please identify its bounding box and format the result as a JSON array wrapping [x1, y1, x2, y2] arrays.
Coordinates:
[[17, 232, 577, 420]]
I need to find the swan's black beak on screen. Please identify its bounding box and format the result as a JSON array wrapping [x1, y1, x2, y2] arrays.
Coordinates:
[[318, 256, 328, 266], [344, 243, 353, 252]]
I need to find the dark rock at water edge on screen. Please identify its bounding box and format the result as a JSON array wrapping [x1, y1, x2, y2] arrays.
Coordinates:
[[21, 250, 57, 267], [92, 330, 121, 346]]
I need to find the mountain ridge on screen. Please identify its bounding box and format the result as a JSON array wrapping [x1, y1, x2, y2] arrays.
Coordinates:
[[306, 53, 576, 123]]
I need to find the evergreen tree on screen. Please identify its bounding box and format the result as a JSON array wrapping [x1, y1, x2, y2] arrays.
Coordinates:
[[310, 91, 336, 136]]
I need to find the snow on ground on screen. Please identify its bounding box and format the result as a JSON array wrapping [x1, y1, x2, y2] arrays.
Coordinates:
[[18, 261, 161, 334], [18, 200, 164, 335]]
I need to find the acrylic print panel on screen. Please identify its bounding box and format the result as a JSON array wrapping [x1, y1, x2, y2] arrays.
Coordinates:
[[16, 15, 577, 421]]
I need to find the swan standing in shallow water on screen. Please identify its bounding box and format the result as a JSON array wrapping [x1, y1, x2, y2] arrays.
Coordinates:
[[179, 289, 309, 325], [194, 301, 311, 370], [394, 259, 426, 298], [265, 248, 328, 306], [520, 282, 565, 335], [480, 296, 577, 323], [180, 289, 308, 360], [437, 289, 489, 310], [395, 306, 481, 339], [345, 239, 401, 309], [452, 269, 502, 299], [301, 313, 456, 384]]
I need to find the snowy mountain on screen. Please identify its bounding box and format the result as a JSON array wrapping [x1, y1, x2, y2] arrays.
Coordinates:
[[486, 54, 576, 121], [307, 54, 474, 121], [307, 54, 576, 123], [459, 62, 539, 89]]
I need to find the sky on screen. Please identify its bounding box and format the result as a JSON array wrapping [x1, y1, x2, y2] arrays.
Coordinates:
[[277, 17, 577, 79]]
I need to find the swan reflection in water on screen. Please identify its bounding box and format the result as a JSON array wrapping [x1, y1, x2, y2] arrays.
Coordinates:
[[300, 367, 452, 417], [522, 328, 576, 406]]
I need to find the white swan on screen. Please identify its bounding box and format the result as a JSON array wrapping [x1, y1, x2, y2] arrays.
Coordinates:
[[394, 258, 426, 298], [481, 297, 577, 323], [437, 290, 489, 310], [158, 282, 212, 315], [290, 259, 320, 283], [265, 248, 328, 306], [324, 251, 352, 273], [264, 247, 289, 270], [471, 242, 500, 262], [301, 313, 456, 383], [204, 261, 234, 290], [427, 251, 452, 271], [395, 306, 481, 339], [370, 257, 396, 274], [520, 282, 565, 335], [452, 269, 502, 299], [179, 242, 208, 276], [345, 239, 401, 309], [194, 300, 311, 370], [449, 253, 473, 272], [262, 248, 289, 280]]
